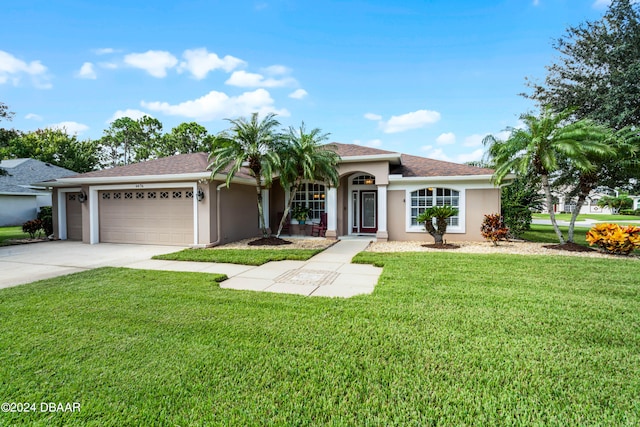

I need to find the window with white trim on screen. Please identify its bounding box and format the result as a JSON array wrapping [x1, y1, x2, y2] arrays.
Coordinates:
[[293, 183, 326, 221], [410, 188, 460, 226]]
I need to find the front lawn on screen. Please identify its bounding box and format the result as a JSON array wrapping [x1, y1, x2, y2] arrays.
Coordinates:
[[533, 212, 640, 222], [153, 248, 323, 265], [1, 253, 639, 425], [522, 223, 591, 246], [0, 225, 29, 245]]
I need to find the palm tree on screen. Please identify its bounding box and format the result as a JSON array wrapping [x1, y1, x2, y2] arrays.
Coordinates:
[[208, 112, 282, 238], [275, 123, 341, 237], [483, 107, 613, 244]]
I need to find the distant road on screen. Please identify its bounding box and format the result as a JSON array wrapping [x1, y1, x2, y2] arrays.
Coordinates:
[[532, 218, 640, 226]]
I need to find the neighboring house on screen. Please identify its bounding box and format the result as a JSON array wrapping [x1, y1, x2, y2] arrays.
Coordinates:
[[547, 187, 640, 214], [37, 144, 501, 246], [0, 159, 77, 226]]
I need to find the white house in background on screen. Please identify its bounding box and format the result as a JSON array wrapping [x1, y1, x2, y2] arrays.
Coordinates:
[[0, 159, 77, 226], [550, 187, 640, 214]]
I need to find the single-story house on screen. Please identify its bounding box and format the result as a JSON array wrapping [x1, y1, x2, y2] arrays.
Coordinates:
[[37, 143, 501, 246], [1, 158, 77, 226]]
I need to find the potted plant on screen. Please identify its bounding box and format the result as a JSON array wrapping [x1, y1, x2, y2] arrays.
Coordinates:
[[292, 205, 311, 225]]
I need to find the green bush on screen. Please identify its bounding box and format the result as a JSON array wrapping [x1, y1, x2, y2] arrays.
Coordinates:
[[37, 206, 53, 236], [502, 203, 531, 238]]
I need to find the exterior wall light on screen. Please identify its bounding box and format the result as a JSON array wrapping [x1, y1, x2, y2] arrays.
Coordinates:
[[197, 188, 205, 202], [78, 191, 87, 203]]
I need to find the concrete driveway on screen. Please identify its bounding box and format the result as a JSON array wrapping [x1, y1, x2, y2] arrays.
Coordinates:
[[0, 241, 185, 289]]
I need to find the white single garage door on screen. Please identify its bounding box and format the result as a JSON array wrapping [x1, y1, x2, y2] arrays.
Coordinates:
[[99, 189, 194, 245]]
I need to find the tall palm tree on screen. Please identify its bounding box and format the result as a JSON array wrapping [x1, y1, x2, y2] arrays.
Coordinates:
[[275, 123, 341, 237], [208, 112, 282, 238], [483, 107, 613, 244]]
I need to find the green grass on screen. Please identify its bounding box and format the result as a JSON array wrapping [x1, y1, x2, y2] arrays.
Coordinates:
[[533, 212, 640, 222], [522, 224, 591, 245], [153, 248, 323, 265], [1, 253, 639, 426], [0, 225, 29, 245]]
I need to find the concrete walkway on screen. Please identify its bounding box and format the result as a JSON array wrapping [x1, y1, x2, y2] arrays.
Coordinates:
[[1, 239, 382, 298], [129, 239, 381, 298]]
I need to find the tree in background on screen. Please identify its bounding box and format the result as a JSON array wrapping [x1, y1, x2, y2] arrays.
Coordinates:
[[100, 117, 140, 167], [159, 122, 213, 157], [484, 107, 613, 244], [134, 116, 163, 162], [500, 174, 544, 238], [524, 0, 640, 131], [208, 113, 282, 238], [275, 123, 340, 237], [2, 128, 100, 173], [597, 194, 633, 214]]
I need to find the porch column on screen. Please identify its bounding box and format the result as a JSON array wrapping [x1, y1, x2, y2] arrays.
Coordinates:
[[261, 189, 270, 233], [325, 187, 338, 239], [376, 184, 388, 241]]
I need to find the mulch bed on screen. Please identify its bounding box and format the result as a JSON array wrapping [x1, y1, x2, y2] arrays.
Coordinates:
[[247, 236, 293, 246], [421, 243, 461, 250], [542, 242, 596, 252]]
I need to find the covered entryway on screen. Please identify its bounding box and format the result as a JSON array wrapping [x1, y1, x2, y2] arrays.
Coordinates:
[[65, 192, 83, 241], [349, 174, 378, 235], [98, 189, 193, 245]]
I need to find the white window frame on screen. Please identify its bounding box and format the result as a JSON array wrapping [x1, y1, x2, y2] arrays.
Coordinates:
[[405, 186, 466, 234], [292, 181, 326, 223]]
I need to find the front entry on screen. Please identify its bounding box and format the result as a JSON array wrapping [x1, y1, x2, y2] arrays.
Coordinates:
[[352, 190, 378, 234]]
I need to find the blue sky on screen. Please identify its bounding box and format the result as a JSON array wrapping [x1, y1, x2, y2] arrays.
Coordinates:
[[1, 0, 611, 163]]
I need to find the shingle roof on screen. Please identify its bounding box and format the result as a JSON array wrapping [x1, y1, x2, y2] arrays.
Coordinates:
[[65, 152, 253, 180], [51, 143, 493, 184], [0, 159, 77, 194], [328, 142, 493, 177]]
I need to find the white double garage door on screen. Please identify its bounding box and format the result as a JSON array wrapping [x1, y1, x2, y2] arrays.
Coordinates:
[[97, 188, 194, 245]]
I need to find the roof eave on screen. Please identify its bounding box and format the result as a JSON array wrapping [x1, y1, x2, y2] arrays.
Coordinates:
[[339, 153, 402, 165], [389, 174, 497, 183], [34, 172, 256, 187]]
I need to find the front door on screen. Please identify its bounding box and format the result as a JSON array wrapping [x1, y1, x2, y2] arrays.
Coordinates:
[[360, 191, 377, 233]]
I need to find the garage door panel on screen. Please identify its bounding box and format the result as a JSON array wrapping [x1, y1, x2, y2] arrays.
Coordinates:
[[99, 189, 193, 245]]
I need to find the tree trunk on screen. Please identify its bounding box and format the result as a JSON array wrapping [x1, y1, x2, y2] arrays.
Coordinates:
[[276, 182, 300, 238], [541, 174, 565, 244], [255, 180, 268, 237], [567, 191, 588, 243]]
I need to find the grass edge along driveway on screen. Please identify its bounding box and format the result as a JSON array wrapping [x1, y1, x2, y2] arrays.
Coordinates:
[[1, 251, 638, 426]]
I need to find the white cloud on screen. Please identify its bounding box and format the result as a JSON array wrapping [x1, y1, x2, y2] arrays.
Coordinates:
[[263, 65, 290, 75], [178, 48, 245, 79], [0, 50, 50, 88], [93, 48, 118, 55], [76, 62, 97, 79], [108, 109, 150, 123], [225, 70, 297, 88], [364, 113, 382, 121], [25, 113, 42, 121], [456, 149, 485, 163], [124, 50, 178, 78], [436, 132, 456, 145], [380, 109, 441, 134], [353, 139, 383, 148], [421, 147, 451, 162], [463, 134, 485, 147], [141, 88, 289, 121], [99, 62, 118, 69], [289, 89, 308, 99], [50, 121, 89, 135], [532, 0, 540, 6], [592, 0, 610, 8]]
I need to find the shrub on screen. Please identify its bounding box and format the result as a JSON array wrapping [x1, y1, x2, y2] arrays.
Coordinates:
[[585, 223, 640, 255], [37, 206, 53, 236], [502, 203, 531, 238], [417, 205, 458, 244], [22, 219, 44, 239], [480, 214, 510, 246]]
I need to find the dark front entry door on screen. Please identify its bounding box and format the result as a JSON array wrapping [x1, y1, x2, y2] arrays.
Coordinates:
[[360, 191, 377, 233]]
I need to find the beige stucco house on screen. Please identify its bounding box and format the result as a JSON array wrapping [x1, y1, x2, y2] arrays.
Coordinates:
[[39, 143, 500, 246]]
